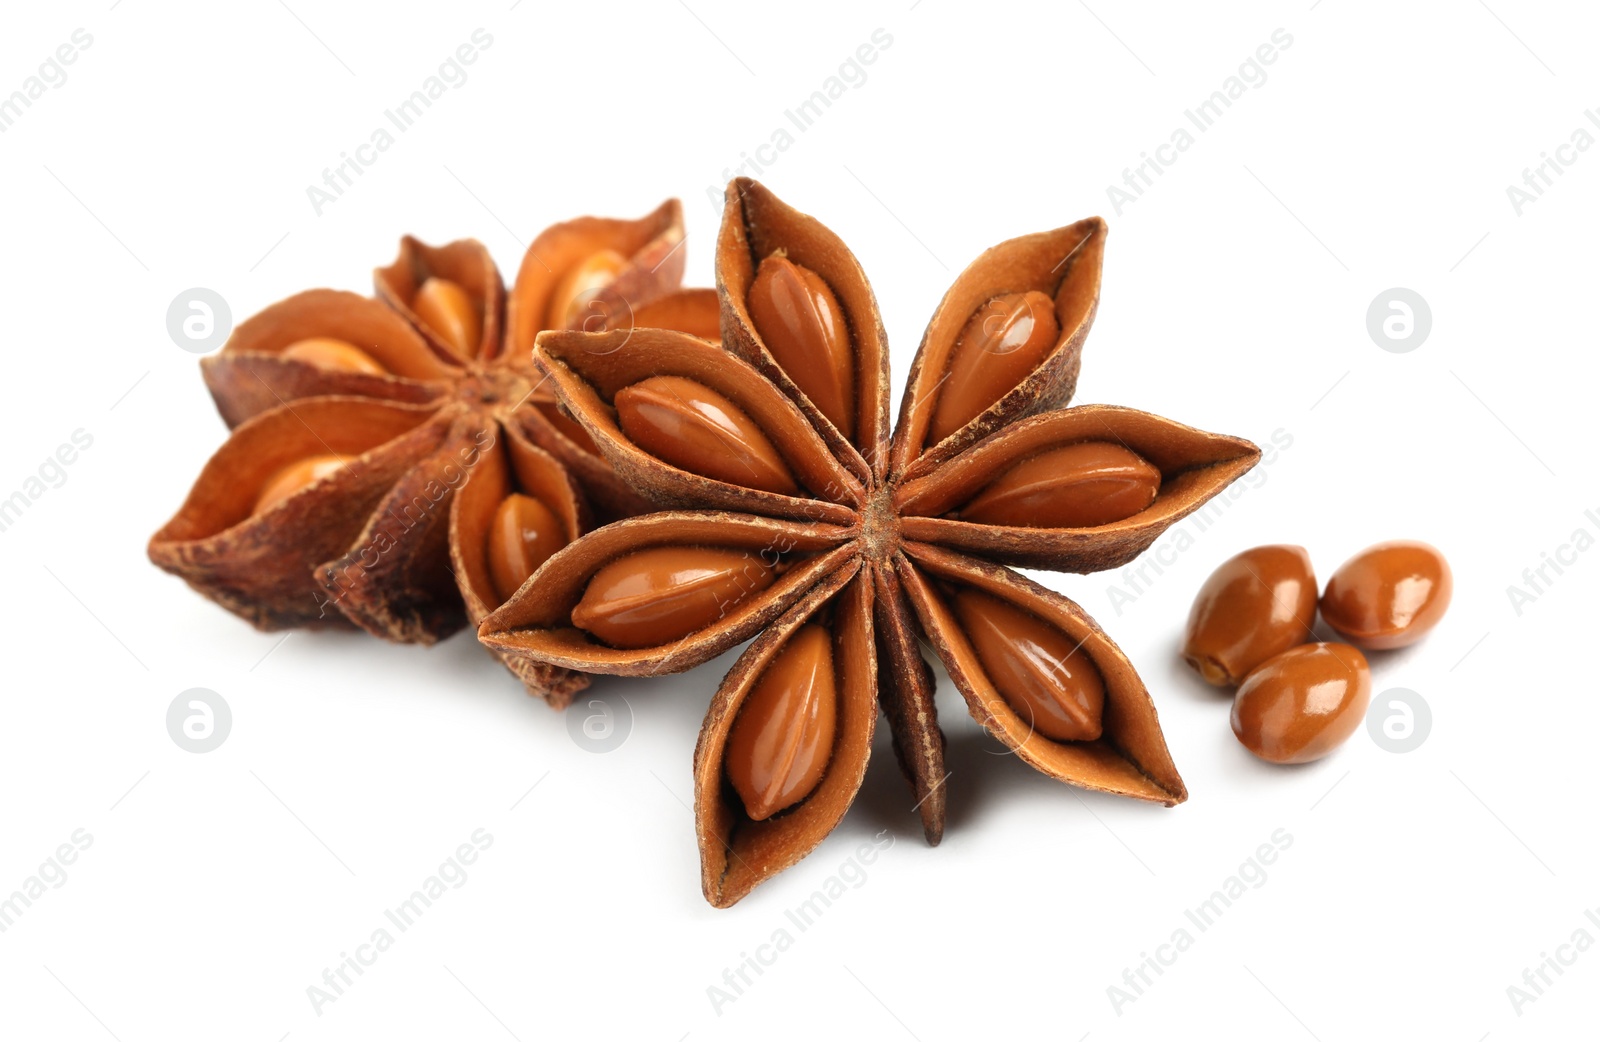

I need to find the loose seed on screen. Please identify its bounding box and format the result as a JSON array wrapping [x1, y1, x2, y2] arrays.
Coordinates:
[[1231, 643, 1371, 764], [1183, 545, 1319, 687], [1320, 540, 1452, 650]]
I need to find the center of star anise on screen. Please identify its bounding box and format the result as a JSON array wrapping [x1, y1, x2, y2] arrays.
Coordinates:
[[858, 484, 900, 564], [457, 366, 535, 416]]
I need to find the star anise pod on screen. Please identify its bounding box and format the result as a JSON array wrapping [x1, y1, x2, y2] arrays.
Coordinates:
[[478, 180, 1262, 905], [149, 200, 718, 705]]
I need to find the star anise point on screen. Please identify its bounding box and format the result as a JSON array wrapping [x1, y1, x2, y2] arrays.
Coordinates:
[[481, 180, 1257, 904]]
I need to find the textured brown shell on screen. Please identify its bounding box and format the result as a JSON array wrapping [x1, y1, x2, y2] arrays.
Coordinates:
[[470, 181, 1269, 905], [872, 561, 946, 845], [201, 289, 454, 428], [695, 565, 875, 908], [374, 235, 505, 363], [505, 199, 686, 358], [897, 543, 1185, 803], [157, 202, 704, 706], [895, 406, 1261, 572], [149, 399, 447, 629], [533, 327, 864, 522], [509, 405, 649, 524], [891, 216, 1107, 482], [478, 512, 854, 675], [315, 417, 476, 642], [717, 178, 891, 484], [448, 421, 592, 707]]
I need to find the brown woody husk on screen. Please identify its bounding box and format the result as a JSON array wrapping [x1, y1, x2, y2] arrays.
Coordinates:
[[695, 565, 875, 908], [718, 178, 891, 484], [159, 202, 704, 705], [149, 399, 447, 629], [449, 421, 593, 707], [374, 235, 505, 363], [897, 542, 1186, 804], [895, 406, 1261, 572], [201, 289, 454, 427], [891, 216, 1107, 482], [534, 327, 864, 522], [511, 403, 653, 523], [505, 199, 686, 357], [872, 560, 947, 845], [470, 182, 1269, 906], [479, 511, 855, 675]]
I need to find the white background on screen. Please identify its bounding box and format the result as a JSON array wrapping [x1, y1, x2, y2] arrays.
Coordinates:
[[2, 1, 1596, 1038]]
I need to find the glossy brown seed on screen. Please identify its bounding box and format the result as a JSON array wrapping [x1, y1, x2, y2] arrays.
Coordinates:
[[253, 454, 350, 515], [951, 588, 1104, 742], [959, 441, 1162, 528], [724, 624, 838, 820], [615, 375, 801, 496], [280, 337, 387, 376], [571, 546, 777, 649], [1231, 643, 1371, 764], [746, 254, 855, 438], [1320, 540, 1452, 650], [412, 277, 481, 358], [486, 493, 566, 605], [929, 291, 1060, 444], [1184, 545, 1319, 687], [547, 248, 628, 329]]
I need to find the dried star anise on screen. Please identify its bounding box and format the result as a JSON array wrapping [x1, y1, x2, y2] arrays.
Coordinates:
[[149, 200, 719, 705], [479, 179, 1262, 905]]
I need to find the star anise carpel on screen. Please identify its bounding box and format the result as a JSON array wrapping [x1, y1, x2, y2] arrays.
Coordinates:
[[479, 179, 1262, 905], [149, 199, 720, 705]]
